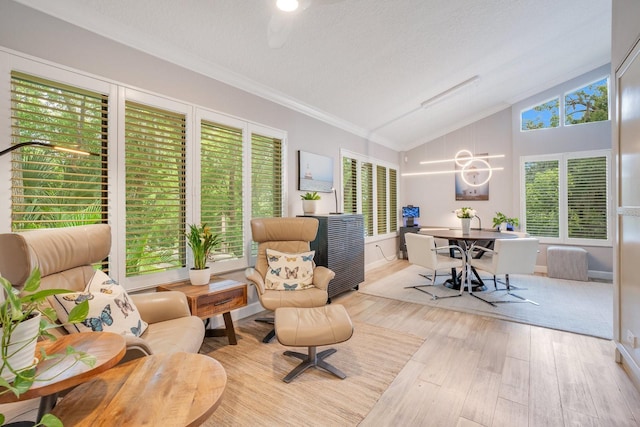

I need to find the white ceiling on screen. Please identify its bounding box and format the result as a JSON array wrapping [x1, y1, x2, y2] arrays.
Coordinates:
[[15, 0, 611, 152]]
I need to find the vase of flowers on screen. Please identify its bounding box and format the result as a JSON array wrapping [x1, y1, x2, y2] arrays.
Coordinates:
[[455, 207, 476, 235], [186, 223, 221, 286]]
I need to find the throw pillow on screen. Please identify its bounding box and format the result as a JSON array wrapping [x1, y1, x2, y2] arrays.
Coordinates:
[[49, 270, 148, 337], [264, 249, 315, 291]]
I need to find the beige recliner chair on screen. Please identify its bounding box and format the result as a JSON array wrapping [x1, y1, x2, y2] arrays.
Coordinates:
[[245, 217, 335, 343], [0, 224, 205, 362]]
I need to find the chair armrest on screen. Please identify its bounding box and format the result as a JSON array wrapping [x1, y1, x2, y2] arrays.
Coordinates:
[[312, 266, 335, 291], [433, 244, 465, 259], [120, 335, 154, 363], [245, 267, 265, 295], [472, 246, 495, 255], [130, 291, 192, 324]]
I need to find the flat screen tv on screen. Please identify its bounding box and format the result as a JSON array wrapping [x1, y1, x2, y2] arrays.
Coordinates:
[[402, 206, 420, 218]]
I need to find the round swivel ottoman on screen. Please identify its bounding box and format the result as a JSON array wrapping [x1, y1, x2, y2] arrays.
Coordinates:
[[274, 305, 354, 383]]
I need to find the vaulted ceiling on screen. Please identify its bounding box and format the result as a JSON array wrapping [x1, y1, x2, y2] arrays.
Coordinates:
[[15, 0, 611, 151]]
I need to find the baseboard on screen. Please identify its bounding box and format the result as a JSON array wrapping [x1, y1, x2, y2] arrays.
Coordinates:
[[616, 343, 640, 392], [366, 258, 392, 271]]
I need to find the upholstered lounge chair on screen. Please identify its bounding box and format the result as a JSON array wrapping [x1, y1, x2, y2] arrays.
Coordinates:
[[245, 217, 335, 343], [0, 224, 205, 362]]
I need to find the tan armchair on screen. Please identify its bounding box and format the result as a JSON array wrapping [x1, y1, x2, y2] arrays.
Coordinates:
[[245, 217, 335, 342], [0, 224, 205, 363]]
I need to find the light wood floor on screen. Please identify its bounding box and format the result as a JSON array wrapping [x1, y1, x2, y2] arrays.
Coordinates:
[[327, 259, 640, 427]]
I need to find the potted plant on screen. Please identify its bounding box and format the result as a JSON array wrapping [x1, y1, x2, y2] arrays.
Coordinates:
[[0, 267, 92, 426], [492, 212, 520, 231], [186, 223, 222, 286], [301, 191, 321, 214], [455, 207, 476, 234]]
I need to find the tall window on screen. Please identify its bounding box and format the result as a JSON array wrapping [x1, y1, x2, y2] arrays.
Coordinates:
[[522, 150, 610, 245], [124, 101, 186, 276], [201, 121, 244, 262], [341, 150, 398, 238], [10, 72, 108, 230], [251, 133, 283, 219]]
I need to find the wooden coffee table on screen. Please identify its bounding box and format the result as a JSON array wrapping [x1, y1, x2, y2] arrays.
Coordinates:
[[50, 352, 226, 426], [157, 277, 248, 345]]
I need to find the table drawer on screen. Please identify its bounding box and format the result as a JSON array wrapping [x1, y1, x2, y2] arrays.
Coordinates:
[[195, 285, 247, 318]]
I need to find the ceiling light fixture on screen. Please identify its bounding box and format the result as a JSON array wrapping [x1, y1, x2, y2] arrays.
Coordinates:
[[276, 0, 299, 12], [420, 75, 480, 109], [401, 166, 504, 177], [419, 152, 505, 165]]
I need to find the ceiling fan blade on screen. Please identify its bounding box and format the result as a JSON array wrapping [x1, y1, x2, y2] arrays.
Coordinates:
[[267, 12, 294, 48]]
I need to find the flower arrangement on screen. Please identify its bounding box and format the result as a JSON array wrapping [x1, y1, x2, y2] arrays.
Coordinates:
[[186, 223, 222, 270], [455, 207, 476, 219]]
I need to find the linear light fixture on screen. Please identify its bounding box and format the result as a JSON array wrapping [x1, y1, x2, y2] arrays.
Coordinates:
[[276, 0, 299, 12], [420, 75, 480, 109], [402, 167, 504, 177], [0, 141, 98, 157], [420, 153, 505, 165]]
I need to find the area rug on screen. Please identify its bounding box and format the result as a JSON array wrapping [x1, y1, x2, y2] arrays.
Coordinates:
[[359, 264, 613, 339], [202, 320, 424, 426]]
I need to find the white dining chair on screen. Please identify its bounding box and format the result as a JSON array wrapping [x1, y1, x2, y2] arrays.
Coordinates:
[[470, 237, 540, 304], [404, 233, 465, 300]]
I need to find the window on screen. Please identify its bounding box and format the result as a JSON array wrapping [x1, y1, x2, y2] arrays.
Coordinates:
[[521, 98, 560, 131], [124, 100, 186, 277], [521, 150, 610, 245], [2, 55, 287, 290], [10, 72, 108, 230], [564, 77, 609, 126], [341, 150, 398, 238], [200, 120, 244, 263]]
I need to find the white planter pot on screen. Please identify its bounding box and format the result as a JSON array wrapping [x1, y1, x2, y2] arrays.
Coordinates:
[[302, 200, 318, 214], [1, 311, 41, 383], [461, 218, 471, 235], [189, 267, 211, 286]]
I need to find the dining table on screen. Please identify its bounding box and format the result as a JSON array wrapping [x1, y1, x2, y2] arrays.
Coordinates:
[[418, 228, 519, 306]]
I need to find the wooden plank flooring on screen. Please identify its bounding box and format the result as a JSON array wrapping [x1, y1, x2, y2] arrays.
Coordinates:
[[330, 259, 640, 427]]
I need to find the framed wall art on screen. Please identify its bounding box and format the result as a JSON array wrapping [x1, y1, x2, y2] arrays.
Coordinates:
[[298, 150, 334, 192], [455, 153, 490, 201]]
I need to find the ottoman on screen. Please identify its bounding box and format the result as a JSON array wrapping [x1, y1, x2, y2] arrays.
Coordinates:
[[274, 305, 354, 383], [547, 246, 589, 281]]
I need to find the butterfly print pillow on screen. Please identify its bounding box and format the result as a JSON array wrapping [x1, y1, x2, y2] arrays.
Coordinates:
[[264, 249, 315, 291]]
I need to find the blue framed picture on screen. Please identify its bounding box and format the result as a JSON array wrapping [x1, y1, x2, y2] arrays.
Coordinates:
[[298, 150, 334, 192]]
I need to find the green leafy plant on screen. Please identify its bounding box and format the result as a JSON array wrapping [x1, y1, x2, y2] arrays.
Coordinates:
[[0, 267, 94, 426], [186, 223, 222, 270], [300, 192, 321, 200], [492, 212, 520, 229]]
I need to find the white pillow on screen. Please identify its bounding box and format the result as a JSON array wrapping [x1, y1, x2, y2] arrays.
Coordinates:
[[264, 249, 315, 291], [50, 270, 148, 337]]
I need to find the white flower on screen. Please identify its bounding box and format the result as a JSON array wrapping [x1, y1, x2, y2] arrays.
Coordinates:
[[455, 207, 476, 218]]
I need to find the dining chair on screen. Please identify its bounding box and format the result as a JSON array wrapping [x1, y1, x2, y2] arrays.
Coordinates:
[[469, 237, 540, 304], [404, 233, 465, 300]]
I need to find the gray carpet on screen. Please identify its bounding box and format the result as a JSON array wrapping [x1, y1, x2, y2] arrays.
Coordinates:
[[360, 264, 613, 339]]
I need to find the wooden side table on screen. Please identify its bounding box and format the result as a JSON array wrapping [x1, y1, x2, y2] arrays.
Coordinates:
[[157, 277, 247, 345], [51, 352, 226, 426]]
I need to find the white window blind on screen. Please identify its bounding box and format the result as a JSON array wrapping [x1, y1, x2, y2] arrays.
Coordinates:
[[201, 121, 244, 261], [567, 156, 608, 239], [10, 71, 108, 231], [389, 168, 398, 231], [125, 101, 186, 276], [376, 165, 388, 235], [342, 157, 358, 214], [251, 133, 283, 219], [361, 162, 374, 236], [524, 159, 559, 238]]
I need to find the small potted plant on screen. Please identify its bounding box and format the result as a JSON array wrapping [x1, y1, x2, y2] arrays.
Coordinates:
[[492, 212, 520, 231], [455, 207, 476, 234], [0, 267, 93, 426], [300, 191, 321, 214], [186, 223, 222, 286]]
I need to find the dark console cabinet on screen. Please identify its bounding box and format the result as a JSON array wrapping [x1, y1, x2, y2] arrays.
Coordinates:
[[399, 226, 420, 259], [300, 214, 364, 300]]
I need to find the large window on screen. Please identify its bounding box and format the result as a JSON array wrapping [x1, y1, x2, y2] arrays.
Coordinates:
[[341, 150, 398, 238], [5, 60, 286, 290], [10, 72, 108, 230], [521, 150, 610, 245]]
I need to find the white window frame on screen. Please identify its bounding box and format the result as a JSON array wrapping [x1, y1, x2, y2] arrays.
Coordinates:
[[340, 148, 399, 242], [520, 149, 612, 247]]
